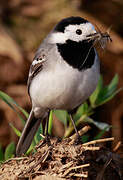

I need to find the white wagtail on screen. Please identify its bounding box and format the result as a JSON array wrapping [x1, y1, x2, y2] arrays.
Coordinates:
[[16, 16, 111, 156]]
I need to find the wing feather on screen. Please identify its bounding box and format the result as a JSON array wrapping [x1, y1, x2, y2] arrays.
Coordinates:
[[27, 50, 47, 93]]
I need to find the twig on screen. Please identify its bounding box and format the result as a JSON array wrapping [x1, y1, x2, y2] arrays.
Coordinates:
[[18, 146, 52, 177], [40, 133, 45, 139], [83, 146, 100, 151], [83, 137, 114, 146], [73, 172, 88, 178], [113, 141, 122, 152], [58, 161, 73, 172], [69, 126, 91, 144], [2, 157, 28, 164], [35, 138, 46, 149], [69, 164, 90, 170], [62, 163, 90, 177], [96, 158, 112, 180], [70, 126, 90, 139]]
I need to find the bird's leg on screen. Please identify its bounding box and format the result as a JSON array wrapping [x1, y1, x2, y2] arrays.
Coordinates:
[[69, 114, 81, 144], [46, 114, 49, 136], [44, 110, 51, 145]]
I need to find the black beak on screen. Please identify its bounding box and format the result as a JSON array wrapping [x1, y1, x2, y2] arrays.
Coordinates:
[[86, 32, 112, 42], [86, 32, 99, 38]]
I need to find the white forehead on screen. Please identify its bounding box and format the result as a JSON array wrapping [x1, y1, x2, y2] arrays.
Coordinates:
[[65, 22, 96, 35]]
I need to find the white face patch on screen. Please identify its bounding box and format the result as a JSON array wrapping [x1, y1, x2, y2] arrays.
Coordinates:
[[49, 32, 67, 44], [49, 22, 96, 44], [64, 22, 96, 42]]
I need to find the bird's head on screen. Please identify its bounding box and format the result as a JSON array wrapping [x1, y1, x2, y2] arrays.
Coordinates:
[[48, 17, 111, 70], [49, 16, 97, 44], [49, 16, 111, 46]]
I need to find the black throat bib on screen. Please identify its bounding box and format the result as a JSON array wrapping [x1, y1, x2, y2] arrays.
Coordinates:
[[57, 40, 95, 71]]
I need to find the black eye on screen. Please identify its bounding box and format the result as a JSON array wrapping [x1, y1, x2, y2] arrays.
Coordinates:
[[76, 29, 82, 35]]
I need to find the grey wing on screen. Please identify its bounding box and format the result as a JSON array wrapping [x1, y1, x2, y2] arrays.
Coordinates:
[[27, 49, 47, 94]]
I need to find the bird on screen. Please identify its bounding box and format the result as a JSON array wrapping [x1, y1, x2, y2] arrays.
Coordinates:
[[16, 16, 106, 156]]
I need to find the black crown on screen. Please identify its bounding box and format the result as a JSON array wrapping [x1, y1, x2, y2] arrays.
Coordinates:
[[54, 16, 88, 33]]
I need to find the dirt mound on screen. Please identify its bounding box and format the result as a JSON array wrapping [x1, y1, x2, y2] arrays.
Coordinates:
[[0, 127, 122, 180]]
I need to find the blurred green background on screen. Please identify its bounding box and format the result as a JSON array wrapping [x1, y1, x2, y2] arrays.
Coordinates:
[[0, 0, 123, 151]]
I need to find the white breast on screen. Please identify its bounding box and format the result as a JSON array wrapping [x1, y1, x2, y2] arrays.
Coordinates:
[[29, 48, 100, 118]]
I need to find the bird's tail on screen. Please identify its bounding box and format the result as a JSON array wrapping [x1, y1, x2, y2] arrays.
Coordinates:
[[16, 109, 41, 156]]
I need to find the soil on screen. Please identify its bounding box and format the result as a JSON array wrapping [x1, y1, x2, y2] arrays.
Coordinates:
[[0, 127, 122, 180]]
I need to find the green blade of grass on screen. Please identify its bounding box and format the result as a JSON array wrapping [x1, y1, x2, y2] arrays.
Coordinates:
[[0, 91, 29, 118], [0, 144, 4, 162], [94, 126, 111, 140], [9, 123, 21, 137], [4, 142, 15, 160], [107, 74, 118, 92], [93, 74, 121, 107], [18, 106, 29, 119], [95, 88, 122, 107], [81, 135, 89, 143], [48, 110, 53, 135], [0, 91, 26, 125], [26, 140, 36, 155], [73, 102, 89, 121], [89, 76, 103, 107], [34, 123, 43, 144], [53, 110, 68, 126]]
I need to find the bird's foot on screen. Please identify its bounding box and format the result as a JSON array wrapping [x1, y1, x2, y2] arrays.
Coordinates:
[[74, 134, 82, 145], [44, 134, 51, 146]]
